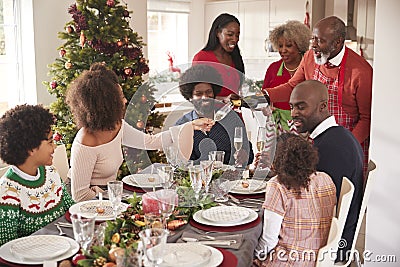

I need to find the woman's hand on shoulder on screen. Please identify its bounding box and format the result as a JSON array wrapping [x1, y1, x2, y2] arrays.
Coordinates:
[[192, 118, 215, 132]]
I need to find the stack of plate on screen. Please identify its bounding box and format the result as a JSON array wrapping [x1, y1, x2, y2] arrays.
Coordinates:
[[229, 179, 267, 194], [122, 173, 162, 188], [69, 200, 129, 221], [0, 235, 79, 264], [193, 206, 258, 227]]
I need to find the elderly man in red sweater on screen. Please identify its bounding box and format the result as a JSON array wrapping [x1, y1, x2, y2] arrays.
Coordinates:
[[264, 16, 372, 179]]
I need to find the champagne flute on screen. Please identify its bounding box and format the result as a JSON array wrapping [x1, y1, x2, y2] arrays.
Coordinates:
[[256, 126, 267, 153], [107, 181, 123, 218], [188, 165, 203, 202], [200, 160, 213, 193], [234, 127, 243, 167]]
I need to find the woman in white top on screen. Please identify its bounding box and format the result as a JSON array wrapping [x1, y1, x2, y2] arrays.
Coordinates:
[[66, 63, 214, 202]]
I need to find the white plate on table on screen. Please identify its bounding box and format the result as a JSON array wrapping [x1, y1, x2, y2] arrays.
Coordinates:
[[0, 235, 79, 264], [122, 174, 162, 188], [193, 207, 258, 227], [157, 243, 223, 267], [202, 206, 250, 223], [229, 179, 267, 194], [69, 200, 129, 221]]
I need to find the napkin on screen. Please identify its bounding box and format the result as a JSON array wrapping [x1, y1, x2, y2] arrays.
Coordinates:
[[180, 231, 243, 250]]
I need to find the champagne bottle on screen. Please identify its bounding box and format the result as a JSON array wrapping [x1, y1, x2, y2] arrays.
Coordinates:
[[230, 93, 270, 109]]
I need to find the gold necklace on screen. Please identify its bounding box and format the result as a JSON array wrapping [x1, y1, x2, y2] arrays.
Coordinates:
[[283, 63, 299, 72]]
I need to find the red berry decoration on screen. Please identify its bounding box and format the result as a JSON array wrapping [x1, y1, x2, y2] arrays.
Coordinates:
[[124, 67, 133, 76], [117, 40, 124, 47], [50, 81, 57, 89], [59, 49, 66, 57], [53, 132, 62, 142], [71, 254, 86, 266], [136, 120, 144, 129], [106, 0, 115, 7], [66, 26, 74, 34], [141, 95, 147, 103]]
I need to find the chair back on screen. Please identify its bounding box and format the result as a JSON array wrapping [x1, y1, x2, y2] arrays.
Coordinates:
[[52, 144, 69, 182], [316, 217, 341, 267], [336, 177, 355, 235], [334, 163, 377, 266]]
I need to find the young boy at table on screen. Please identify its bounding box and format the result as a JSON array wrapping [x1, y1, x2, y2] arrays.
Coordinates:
[[254, 134, 336, 266], [0, 104, 74, 246]]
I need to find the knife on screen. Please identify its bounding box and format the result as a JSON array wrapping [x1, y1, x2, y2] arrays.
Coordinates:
[[182, 238, 234, 246]]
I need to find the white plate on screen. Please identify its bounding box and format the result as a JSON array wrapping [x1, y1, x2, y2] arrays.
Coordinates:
[[202, 206, 250, 223], [160, 243, 212, 267], [10, 235, 70, 260], [158, 244, 223, 267], [0, 235, 79, 264], [193, 208, 258, 227], [122, 174, 162, 188], [69, 200, 129, 221], [229, 179, 267, 194]]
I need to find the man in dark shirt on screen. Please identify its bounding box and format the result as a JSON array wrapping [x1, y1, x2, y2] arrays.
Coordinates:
[[289, 80, 363, 261], [176, 64, 253, 166]]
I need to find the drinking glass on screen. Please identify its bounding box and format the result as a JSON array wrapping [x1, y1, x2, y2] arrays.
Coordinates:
[[157, 166, 174, 189], [71, 213, 96, 251], [256, 126, 267, 153], [211, 178, 234, 202], [107, 181, 123, 218], [200, 160, 213, 193], [234, 127, 243, 167], [188, 165, 203, 201], [155, 189, 177, 230], [139, 228, 168, 267], [208, 151, 225, 170]]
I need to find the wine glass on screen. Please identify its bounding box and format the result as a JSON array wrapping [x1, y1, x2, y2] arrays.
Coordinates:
[[188, 165, 203, 202], [71, 213, 96, 251], [200, 160, 213, 193], [155, 189, 177, 230], [234, 127, 243, 167], [256, 126, 267, 153], [211, 178, 235, 202], [208, 151, 225, 170], [107, 181, 123, 218], [157, 166, 174, 189], [139, 228, 168, 267]]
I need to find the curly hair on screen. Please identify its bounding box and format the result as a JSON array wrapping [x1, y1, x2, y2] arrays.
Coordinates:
[[269, 20, 312, 54], [203, 13, 245, 75], [273, 133, 319, 196], [66, 62, 125, 132], [179, 64, 223, 101], [0, 104, 55, 165]]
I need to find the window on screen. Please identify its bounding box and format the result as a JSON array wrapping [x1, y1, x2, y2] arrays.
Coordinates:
[[147, 0, 189, 74], [0, 0, 23, 115]]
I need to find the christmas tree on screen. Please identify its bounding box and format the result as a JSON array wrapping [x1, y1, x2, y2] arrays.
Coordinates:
[[45, 0, 166, 177]]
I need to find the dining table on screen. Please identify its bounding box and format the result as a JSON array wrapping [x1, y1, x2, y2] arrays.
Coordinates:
[[0, 165, 267, 267]]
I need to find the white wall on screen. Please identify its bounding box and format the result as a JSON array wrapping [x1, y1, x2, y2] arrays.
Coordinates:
[[365, 0, 400, 265]]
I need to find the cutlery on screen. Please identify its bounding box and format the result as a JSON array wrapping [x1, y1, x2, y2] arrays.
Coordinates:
[[182, 237, 236, 246], [228, 194, 240, 204], [242, 198, 264, 204], [228, 202, 259, 212], [56, 224, 67, 236], [55, 222, 73, 228]]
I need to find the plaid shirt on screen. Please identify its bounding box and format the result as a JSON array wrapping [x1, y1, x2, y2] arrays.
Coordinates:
[[261, 172, 336, 266]]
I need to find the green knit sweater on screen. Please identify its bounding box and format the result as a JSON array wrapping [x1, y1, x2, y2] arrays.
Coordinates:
[[0, 165, 75, 246]]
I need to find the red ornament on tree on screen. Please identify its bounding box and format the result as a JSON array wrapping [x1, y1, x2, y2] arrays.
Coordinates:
[[59, 49, 66, 57], [117, 40, 124, 47], [141, 95, 147, 103], [66, 25, 74, 34], [53, 132, 63, 142], [136, 120, 144, 129], [50, 81, 58, 89], [124, 67, 133, 76], [106, 0, 115, 7]]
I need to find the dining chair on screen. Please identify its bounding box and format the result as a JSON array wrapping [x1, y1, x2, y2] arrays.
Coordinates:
[[316, 217, 341, 267], [334, 164, 377, 267], [52, 144, 69, 183], [336, 177, 355, 235]]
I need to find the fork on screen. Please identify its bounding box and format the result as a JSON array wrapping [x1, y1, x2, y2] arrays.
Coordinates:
[[56, 224, 67, 236]]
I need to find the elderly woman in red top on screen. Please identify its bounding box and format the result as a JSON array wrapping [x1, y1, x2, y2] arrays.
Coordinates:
[[254, 133, 336, 266], [262, 20, 311, 134]]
